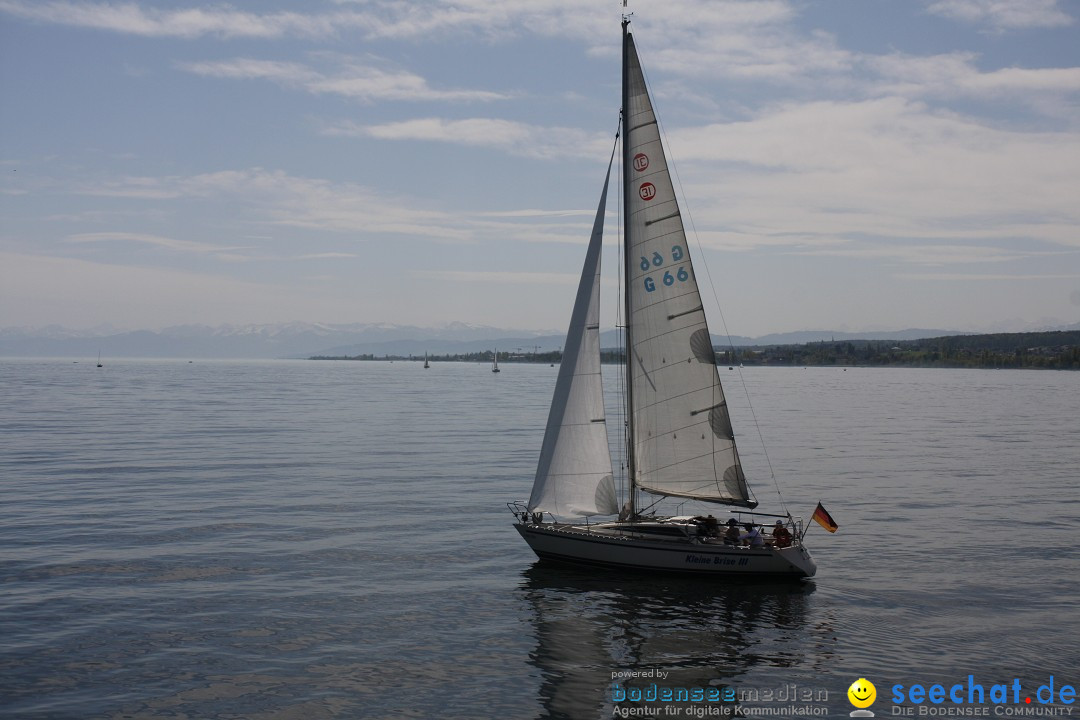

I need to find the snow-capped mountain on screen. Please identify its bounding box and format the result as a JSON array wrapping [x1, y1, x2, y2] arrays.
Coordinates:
[[0, 322, 562, 359]]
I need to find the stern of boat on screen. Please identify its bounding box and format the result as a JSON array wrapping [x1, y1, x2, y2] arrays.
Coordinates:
[[777, 544, 817, 578]]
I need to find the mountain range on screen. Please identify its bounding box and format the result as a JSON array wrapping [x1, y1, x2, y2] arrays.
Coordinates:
[[4, 320, 1077, 359], [0, 322, 539, 359]]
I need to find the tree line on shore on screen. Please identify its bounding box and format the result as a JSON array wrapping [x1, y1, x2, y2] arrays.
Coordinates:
[[311, 330, 1080, 370]]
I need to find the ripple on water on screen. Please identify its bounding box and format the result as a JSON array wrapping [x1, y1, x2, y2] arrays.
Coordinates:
[[1, 361, 1078, 718]]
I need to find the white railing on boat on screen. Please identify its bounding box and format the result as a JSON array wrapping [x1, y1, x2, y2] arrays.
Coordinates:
[[507, 501, 805, 548]]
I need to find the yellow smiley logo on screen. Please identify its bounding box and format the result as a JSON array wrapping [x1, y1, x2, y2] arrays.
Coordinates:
[[848, 678, 876, 709]]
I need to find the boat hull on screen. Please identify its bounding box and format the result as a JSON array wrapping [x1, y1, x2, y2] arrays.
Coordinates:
[[515, 523, 816, 578]]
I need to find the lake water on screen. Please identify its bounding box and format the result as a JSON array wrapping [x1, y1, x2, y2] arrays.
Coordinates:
[[1, 359, 1078, 719]]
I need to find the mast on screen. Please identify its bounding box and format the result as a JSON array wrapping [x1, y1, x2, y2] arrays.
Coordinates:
[[621, 16, 637, 516]]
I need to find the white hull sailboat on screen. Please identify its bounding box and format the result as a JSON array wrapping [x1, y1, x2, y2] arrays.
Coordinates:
[[511, 18, 816, 579]]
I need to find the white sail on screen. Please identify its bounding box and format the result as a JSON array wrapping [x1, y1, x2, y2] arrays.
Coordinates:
[[623, 31, 754, 508], [529, 157, 618, 518]]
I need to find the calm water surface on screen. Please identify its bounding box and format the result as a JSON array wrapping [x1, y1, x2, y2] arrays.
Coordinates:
[[1, 359, 1078, 719]]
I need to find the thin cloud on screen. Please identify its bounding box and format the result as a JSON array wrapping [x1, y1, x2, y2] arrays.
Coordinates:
[[75, 175, 181, 200], [667, 96, 1080, 252], [296, 252, 359, 260], [899, 272, 1080, 281], [413, 270, 578, 286], [326, 118, 609, 159], [0, 0, 360, 39], [475, 209, 595, 219], [333, 0, 796, 44], [0, 0, 967, 96], [787, 243, 1031, 266], [65, 231, 249, 256], [925, 0, 1074, 30], [182, 58, 319, 84], [0, 0, 607, 42], [867, 52, 1080, 99], [71, 168, 476, 243], [0, 0, 838, 86], [465, 220, 599, 247], [0, 251, 341, 329], [180, 57, 506, 103]]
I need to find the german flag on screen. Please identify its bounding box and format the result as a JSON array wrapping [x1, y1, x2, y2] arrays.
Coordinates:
[[811, 503, 838, 533]]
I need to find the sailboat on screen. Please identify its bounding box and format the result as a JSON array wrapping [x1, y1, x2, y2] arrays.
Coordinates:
[[510, 18, 816, 578], [96, 351, 103, 368], [424, 353, 430, 369], [492, 349, 501, 373]]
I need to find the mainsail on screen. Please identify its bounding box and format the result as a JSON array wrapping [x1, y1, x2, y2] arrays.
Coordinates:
[[622, 29, 755, 508], [528, 153, 619, 518]]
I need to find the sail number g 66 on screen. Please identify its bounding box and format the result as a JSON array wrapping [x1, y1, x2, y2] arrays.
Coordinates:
[[641, 246, 688, 292]]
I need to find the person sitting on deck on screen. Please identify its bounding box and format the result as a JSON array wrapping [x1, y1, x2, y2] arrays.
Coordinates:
[[772, 520, 793, 548], [723, 519, 741, 546], [740, 523, 764, 549]]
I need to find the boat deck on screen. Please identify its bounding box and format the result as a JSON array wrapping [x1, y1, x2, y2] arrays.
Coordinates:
[[543, 518, 804, 549]]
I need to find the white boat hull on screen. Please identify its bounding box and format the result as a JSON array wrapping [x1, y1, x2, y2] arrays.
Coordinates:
[[515, 523, 816, 578]]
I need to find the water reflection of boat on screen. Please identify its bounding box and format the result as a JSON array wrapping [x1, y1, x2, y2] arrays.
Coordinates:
[[520, 564, 816, 718]]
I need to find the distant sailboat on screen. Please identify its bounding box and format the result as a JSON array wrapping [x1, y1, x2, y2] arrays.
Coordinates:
[[510, 16, 816, 578], [424, 353, 430, 369], [96, 351, 103, 368], [492, 349, 501, 373]]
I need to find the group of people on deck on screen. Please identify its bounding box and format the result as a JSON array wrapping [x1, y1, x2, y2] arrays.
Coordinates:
[[702, 516, 793, 548]]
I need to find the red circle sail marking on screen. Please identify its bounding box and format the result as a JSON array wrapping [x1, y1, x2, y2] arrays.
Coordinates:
[[639, 182, 656, 201], [633, 153, 649, 172]]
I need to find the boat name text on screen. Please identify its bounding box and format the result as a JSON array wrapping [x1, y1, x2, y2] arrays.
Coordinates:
[[685, 554, 750, 567]]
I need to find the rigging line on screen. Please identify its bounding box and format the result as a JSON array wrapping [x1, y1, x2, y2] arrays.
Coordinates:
[[615, 111, 629, 508], [636, 44, 789, 516], [637, 495, 665, 516]]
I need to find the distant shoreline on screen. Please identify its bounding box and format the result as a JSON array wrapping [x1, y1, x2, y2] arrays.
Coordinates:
[[311, 329, 1080, 371]]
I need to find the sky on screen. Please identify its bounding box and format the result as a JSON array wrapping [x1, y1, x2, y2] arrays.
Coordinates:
[[1, 0, 1079, 337]]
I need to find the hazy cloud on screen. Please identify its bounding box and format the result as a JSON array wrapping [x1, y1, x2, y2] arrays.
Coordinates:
[[295, 252, 359, 260], [65, 232, 250, 256], [69, 168, 474, 242], [0, 0, 837, 86], [181, 57, 506, 103], [0, 0, 791, 44], [667, 96, 1080, 256], [867, 52, 1080, 99], [413, 270, 578, 286], [0, 0, 358, 38], [325, 118, 608, 159], [925, 0, 1074, 30], [899, 271, 1080, 281], [790, 243, 1036, 266]]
